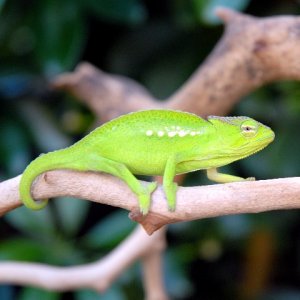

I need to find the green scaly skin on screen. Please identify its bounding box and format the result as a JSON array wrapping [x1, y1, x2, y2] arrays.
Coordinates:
[[19, 110, 275, 214]]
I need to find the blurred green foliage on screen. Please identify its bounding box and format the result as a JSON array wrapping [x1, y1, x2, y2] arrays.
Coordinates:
[[1, 0, 300, 299]]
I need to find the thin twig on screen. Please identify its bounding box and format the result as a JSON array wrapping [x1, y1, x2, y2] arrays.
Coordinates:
[[0, 226, 166, 292]]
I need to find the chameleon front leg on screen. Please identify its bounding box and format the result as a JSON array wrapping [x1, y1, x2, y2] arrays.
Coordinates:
[[207, 167, 255, 183], [87, 154, 157, 215], [163, 155, 179, 212]]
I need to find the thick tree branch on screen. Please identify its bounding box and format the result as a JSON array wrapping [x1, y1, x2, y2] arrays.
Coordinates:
[[51, 64, 157, 123], [1, 171, 299, 234], [52, 8, 300, 118], [168, 8, 300, 115]]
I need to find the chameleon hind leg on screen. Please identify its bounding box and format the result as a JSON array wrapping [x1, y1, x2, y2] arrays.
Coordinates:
[[86, 154, 157, 214]]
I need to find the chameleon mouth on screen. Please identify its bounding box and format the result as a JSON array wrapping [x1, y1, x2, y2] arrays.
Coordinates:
[[219, 132, 275, 161], [257, 132, 275, 143], [239, 133, 275, 158]]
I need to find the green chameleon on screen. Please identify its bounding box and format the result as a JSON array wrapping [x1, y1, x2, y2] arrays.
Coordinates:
[[19, 109, 275, 214]]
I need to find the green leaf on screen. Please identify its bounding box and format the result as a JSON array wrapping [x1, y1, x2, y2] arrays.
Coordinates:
[[55, 197, 89, 236], [0, 120, 30, 176], [0, 238, 45, 261], [4, 206, 56, 239], [83, 0, 146, 25], [30, 0, 86, 76], [83, 210, 135, 249], [18, 287, 60, 300]]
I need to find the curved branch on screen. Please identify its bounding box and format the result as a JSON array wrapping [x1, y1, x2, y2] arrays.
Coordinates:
[[1, 171, 299, 234], [0, 225, 167, 293]]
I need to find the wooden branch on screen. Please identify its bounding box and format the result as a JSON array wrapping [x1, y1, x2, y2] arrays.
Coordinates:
[[1, 171, 299, 235], [51, 64, 157, 123], [52, 8, 300, 118], [141, 235, 169, 300], [0, 225, 167, 295], [168, 8, 300, 115]]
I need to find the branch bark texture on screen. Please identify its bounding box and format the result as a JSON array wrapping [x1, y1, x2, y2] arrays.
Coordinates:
[[1, 171, 299, 234]]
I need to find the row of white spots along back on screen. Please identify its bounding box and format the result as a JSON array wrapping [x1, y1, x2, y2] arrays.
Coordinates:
[[145, 128, 203, 137]]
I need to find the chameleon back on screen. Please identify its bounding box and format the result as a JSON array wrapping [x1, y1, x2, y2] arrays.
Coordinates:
[[78, 110, 213, 175]]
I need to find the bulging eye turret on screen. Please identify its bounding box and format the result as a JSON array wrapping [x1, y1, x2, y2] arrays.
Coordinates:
[[241, 120, 258, 137]]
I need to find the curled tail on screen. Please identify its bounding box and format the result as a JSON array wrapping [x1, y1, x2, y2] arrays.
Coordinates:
[[19, 147, 76, 210]]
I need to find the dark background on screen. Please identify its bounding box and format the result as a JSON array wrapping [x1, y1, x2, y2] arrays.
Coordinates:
[[1, 0, 300, 299]]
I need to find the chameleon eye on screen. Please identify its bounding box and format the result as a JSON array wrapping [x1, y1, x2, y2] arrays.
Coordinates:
[[241, 120, 258, 137]]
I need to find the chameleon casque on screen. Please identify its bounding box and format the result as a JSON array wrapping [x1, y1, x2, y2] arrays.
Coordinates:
[[19, 109, 275, 214]]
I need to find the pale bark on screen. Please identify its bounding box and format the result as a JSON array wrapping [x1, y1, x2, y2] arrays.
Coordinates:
[[0, 172, 299, 234]]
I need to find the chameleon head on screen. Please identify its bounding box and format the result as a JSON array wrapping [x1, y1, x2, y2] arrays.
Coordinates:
[[207, 116, 275, 159]]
